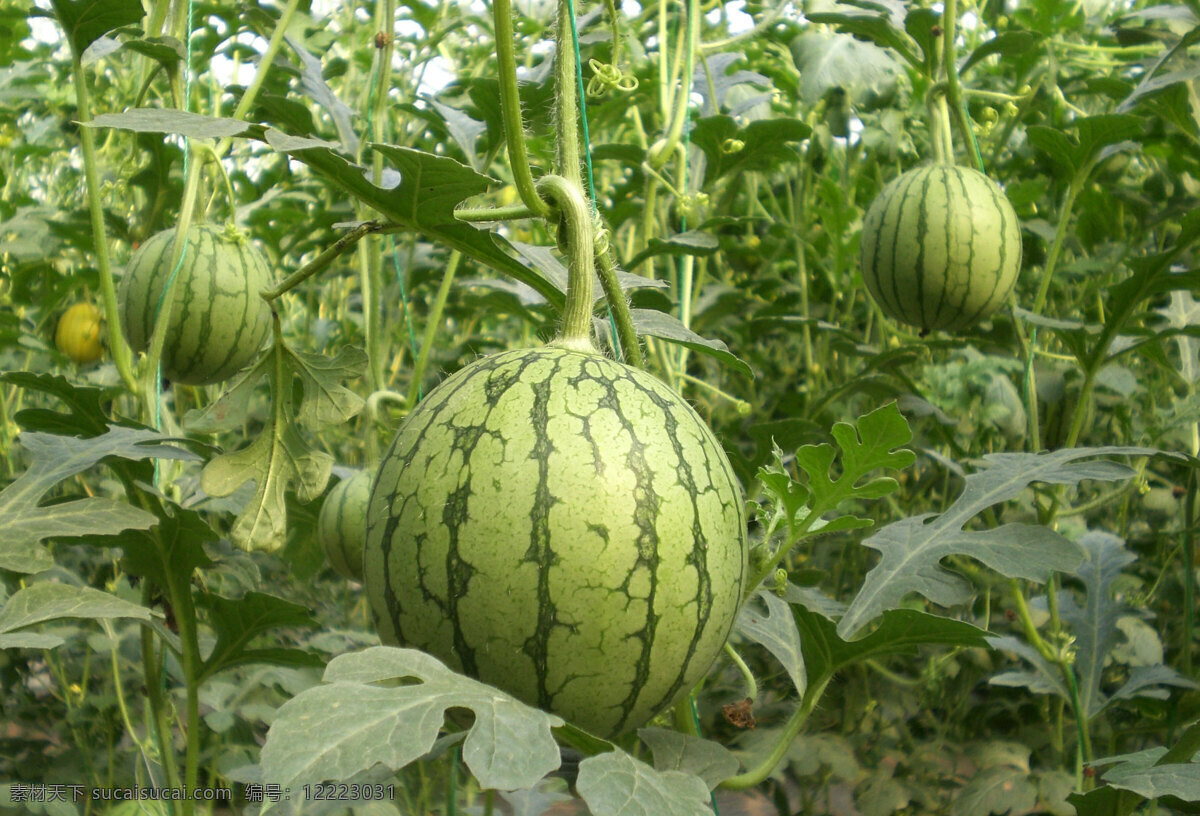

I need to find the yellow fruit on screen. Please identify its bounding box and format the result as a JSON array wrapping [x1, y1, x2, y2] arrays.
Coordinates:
[[55, 303, 104, 364]]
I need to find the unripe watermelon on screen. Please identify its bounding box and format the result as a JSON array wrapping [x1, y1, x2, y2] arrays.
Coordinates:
[[319, 470, 371, 581], [119, 223, 272, 385], [56, 302, 104, 364], [365, 345, 747, 737], [860, 164, 1022, 333]]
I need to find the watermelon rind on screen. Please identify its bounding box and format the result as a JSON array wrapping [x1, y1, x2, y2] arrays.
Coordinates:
[[365, 345, 747, 738], [859, 164, 1022, 333], [119, 223, 272, 385]]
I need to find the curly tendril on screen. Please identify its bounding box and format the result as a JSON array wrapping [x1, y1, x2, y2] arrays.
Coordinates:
[[586, 59, 638, 97]]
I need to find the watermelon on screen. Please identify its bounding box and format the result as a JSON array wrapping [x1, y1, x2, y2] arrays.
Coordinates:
[[55, 302, 104, 364], [859, 164, 1022, 333], [118, 223, 272, 385], [319, 470, 371, 581], [365, 345, 747, 737]]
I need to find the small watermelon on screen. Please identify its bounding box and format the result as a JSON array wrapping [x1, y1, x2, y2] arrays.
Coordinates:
[[55, 302, 104, 364], [118, 223, 272, 385], [319, 470, 371, 581], [365, 345, 747, 738], [860, 164, 1022, 333]]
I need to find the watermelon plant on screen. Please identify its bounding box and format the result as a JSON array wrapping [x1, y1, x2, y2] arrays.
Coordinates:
[[4, 0, 1200, 814], [118, 223, 273, 385]]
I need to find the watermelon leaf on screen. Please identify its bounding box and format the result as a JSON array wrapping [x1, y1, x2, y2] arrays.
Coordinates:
[[0, 583, 152, 651], [195, 591, 322, 680], [46, 0, 143, 57], [736, 589, 806, 698], [200, 414, 333, 552], [990, 532, 1196, 717], [258, 646, 563, 802], [0, 427, 200, 574], [637, 728, 740, 791], [625, 231, 721, 271], [182, 355, 272, 435], [575, 750, 714, 816], [283, 345, 367, 431], [629, 308, 753, 377], [837, 447, 1158, 639]]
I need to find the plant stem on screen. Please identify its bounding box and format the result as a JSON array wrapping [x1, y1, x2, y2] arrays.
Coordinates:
[[262, 221, 388, 300], [494, 0, 551, 217], [941, 0, 985, 173], [71, 54, 136, 391], [555, 0, 584, 187], [721, 676, 830, 789], [407, 251, 461, 407], [595, 245, 644, 367], [538, 176, 594, 348]]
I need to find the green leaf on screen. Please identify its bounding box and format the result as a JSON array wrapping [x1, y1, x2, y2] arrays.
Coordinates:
[[182, 355, 272, 435], [199, 414, 334, 552], [960, 30, 1042, 75], [259, 646, 563, 800], [0, 583, 152, 650], [47, 0, 143, 57], [952, 766, 1038, 816], [575, 750, 713, 816], [1094, 747, 1200, 800], [196, 591, 322, 679], [629, 308, 753, 377], [838, 447, 1156, 639], [1156, 291, 1200, 383], [787, 401, 915, 537], [637, 728, 739, 791], [88, 109, 252, 140], [77, 504, 216, 590], [286, 34, 359, 155], [797, 607, 989, 685], [0, 427, 200, 574], [736, 589, 806, 698], [689, 116, 811, 185], [2, 371, 124, 437], [284, 345, 368, 431], [1027, 113, 1144, 178], [804, 2, 923, 68], [789, 30, 903, 105], [625, 230, 721, 271]]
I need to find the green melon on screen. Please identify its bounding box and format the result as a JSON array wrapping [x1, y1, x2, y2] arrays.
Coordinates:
[[119, 223, 272, 385], [859, 164, 1022, 333], [365, 345, 747, 738], [319, 470, 371, 581]]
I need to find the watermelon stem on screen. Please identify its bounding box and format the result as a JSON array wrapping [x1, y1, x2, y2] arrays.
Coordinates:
[[537, 175, 596, 349], [493, 0, 551, 219]]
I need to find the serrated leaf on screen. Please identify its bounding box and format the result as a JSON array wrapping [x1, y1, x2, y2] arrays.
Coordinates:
[[182, 355, 272, 434], [260, 646, 562, 800], [429, 99, 487, 170], [960, 30, 1042, 74], [0, 583, 151, 650], [637, 728, 739, 791], [788, 401, 914, 537], [576, 750, 713, 816], [199, 397, 333, 552], [0, 427, 200, 574], [736, 589, 806, 698], [284, 346, 367, 431], [952, 766, 1037, 816], [196, 591, 322, 679], [790, 30, 903, 105], [286, 34, 359, 155], [1059, 532, 1197, 716], [804, 3, 923, 68], [838, 447, 1155, 639]]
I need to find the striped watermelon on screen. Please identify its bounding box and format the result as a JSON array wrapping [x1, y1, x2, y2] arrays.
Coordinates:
[[118, 223, 272, 385], [364, 345, 747, 737], [859, 164, 1022, 333], [319, 470, 371, 581]]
